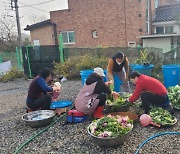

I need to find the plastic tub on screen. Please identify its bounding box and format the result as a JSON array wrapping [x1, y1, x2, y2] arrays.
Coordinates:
[[80, 70, 93, 85], [113, 74, 122, 92], [67, 109, 88, 123], [80, 69, 106, 85], [130, 64, 154, 76], [162, 65, 180, 88]]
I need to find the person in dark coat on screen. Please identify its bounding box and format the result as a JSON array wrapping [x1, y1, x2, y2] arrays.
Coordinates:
[[26, 68, 60, 110], [75, 67, 119, 118], [107, 52, 130, 92]]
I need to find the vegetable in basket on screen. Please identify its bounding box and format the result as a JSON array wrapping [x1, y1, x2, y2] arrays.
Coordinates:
[[89, 115, 133, 138]]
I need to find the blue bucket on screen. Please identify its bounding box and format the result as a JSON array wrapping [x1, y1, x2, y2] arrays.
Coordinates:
[[113, 74, 122, 92], [80, 69, 106, 85], [130, 64, 154, 76], [162, 65, 180, 88], [80, 70, 93, 85]]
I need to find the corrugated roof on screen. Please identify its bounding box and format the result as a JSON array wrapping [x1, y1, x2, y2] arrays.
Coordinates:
[[24, 19, 53, 31], [153, 4, 180, 23]]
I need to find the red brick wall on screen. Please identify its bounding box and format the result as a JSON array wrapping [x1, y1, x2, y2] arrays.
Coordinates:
[[30, 25, 55, 46], [50, 0, 149, 47], [50, 0, 178, 47]]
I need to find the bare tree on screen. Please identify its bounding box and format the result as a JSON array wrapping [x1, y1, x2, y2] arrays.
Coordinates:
[[0, 13, 18, 52]]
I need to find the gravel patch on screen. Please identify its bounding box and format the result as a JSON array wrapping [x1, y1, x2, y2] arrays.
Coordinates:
[[0, 79, 179, 154]]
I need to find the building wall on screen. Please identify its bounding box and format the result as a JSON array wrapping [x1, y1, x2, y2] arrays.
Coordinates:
[[47, 0, 178, 48], [30, 25, 55, 46], [143, 37, 171, 53], [50, 0, 151, 47]]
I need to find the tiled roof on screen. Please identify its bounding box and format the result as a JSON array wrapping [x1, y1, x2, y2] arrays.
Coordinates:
[[153, 4, 180, 22], [24, 19, 53, 31]]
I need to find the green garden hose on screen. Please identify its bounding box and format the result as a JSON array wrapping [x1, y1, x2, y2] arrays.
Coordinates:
[[14, 109, 71, 154]]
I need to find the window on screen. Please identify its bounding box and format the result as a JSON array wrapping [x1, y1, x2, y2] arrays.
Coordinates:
[[155, 26, 174, 34], [165, 26, 173, 34], [146, 9, 149, 21], [146, 0, 149, 8], [146, 22, 149, 33], [155, 0, 159, 8], [145, 0, 149, 33], [60, 31, 75, 44], [92, 30, 97, 38], [156, 27, 164, 34]]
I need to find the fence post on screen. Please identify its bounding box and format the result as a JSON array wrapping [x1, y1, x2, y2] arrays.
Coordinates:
[[58, 34, 64, 63], [26, 46, 32, 78], [19, 47, 23, 70]]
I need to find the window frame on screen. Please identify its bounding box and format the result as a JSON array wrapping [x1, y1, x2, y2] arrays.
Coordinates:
[[60, 31, 75, 44], [156, 26, 164, 34], [155, 26, 174, 34], [165, 26, 174, 34]]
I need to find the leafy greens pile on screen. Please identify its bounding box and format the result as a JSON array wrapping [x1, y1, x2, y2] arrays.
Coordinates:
[[89, 115, 133, 138], [106, 93, 131, 107], [168, 85, 180, 109], [149, 107, 176, 125]]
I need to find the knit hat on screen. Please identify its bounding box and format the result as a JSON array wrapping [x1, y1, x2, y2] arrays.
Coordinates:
[[93, 67, 105, 77]]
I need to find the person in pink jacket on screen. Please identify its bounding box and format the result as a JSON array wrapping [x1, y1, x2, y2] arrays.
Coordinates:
[[75, 67, 119, 118]]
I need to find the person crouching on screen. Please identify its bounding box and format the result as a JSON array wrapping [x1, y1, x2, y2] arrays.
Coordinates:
[[75, 67, 119, 118]]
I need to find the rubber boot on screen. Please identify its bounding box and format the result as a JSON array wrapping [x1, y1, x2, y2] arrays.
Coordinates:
[[93, 106, 104, 119]]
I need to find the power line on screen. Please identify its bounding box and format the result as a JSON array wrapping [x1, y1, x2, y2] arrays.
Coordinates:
[[18, 2, 49, 13], [19, 7, 48, 17], [19, 0, 55, 8]]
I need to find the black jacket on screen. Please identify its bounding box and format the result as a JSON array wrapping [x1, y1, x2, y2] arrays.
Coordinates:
[[86, 73, 111, 95]]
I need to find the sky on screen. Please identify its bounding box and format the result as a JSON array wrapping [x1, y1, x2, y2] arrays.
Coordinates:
[[1, 0, 68, 34]]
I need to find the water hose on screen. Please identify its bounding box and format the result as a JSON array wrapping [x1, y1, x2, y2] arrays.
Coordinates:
[[14, 106, 74, 154], [134, 132, 180, 154]]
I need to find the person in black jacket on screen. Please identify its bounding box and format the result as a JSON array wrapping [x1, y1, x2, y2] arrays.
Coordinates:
[[107, 52, 129, 92]]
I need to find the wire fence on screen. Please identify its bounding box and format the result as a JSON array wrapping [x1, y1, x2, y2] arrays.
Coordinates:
[[0, 45, 179, 78], [0, 51, 19, 68]]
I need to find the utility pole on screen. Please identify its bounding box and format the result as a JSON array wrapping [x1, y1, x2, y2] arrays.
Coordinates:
[[11, 0, 23, 70], [14, 0, 22, 51]]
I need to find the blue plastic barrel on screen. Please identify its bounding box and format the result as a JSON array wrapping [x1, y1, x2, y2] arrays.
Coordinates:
[[113, 74, 122, 92], [162, 65, 180, 88], [80, 70, 107, 85], [130, 64, 154, 76], [80, 70, 93, 85]]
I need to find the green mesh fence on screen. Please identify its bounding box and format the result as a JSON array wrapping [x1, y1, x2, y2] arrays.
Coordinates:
[[22, 45, 60, 77], [163, 46, 180, 64], [22, 45, 180, 78], [0, 51, 20, 69]]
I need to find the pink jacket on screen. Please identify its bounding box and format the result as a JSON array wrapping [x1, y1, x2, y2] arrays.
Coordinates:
[[75, 82, 99, 114]]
